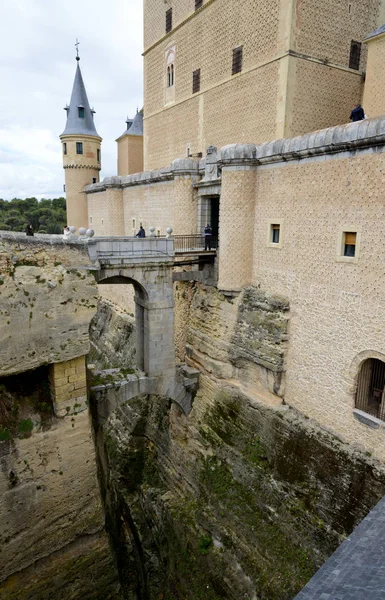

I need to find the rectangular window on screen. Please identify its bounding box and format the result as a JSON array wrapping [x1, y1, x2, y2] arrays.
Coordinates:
[[166, 8, 172, 33], [90, 216, 93, 224], [76, 142, 83, 155], [97, 149, 100, 162], [78, 106, 85, 118], [344, 231, 356, 257], [232, 46, 243, 75], [92, 177, 97, 184], [192, 68, 201, 94], [271, 224, 280, 244], [195, 0, 203, 9], [157, 229, 161, 237], [349, 41, 361, 70], [63, 142, 67, 155]]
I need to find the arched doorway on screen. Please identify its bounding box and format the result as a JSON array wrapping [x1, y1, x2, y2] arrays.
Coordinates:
[[97, 276, 148, 372], [355, 358, 385, 421]]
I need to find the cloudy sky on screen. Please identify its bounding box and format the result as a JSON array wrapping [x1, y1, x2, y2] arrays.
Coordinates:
[[0, 0, 143, 200]]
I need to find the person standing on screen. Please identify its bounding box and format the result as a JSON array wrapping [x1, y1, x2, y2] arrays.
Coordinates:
[[136, 225, 146, 238], [25, 222, 34, 236], [204, 223, 212, 250], [350, 104, 365, 122]]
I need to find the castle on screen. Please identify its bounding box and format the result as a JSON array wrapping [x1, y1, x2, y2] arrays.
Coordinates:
[[59, 1, 385, 464]]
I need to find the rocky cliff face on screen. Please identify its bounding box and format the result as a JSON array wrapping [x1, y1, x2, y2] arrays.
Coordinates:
[[0, 235, 121, 599], [0, 236, 98, 376], [91, 283, 385, 600]]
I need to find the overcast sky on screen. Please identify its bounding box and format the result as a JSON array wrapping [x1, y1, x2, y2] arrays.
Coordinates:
[[0, 0, 143, 200]]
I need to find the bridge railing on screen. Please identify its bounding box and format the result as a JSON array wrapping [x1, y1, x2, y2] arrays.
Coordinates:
[[173, 234, 218, 253]]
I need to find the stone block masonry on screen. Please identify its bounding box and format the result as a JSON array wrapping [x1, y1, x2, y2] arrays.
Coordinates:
[[49, 356, 88, 417]]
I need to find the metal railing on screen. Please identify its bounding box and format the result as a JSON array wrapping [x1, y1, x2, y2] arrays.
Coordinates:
[[173, 234, 218, 253]]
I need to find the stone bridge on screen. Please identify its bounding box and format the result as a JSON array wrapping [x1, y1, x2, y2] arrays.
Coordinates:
[[88, 236, 176, 378]]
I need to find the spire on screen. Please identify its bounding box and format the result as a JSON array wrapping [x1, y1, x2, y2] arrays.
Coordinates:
[[61, 54, 100, 138], [118, 110, 143, 138]]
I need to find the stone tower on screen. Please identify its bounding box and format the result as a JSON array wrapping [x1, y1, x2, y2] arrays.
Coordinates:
[[60, 53, 102, 230], [116, 109, 144, 175]]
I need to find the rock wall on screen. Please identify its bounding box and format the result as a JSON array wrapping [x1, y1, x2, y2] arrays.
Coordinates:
[[0, 235, 98, 377], [89, 299, 135, 370], [90, 283, 385, 599], [0, 369, 121, 599], [0, 234, 121, 599]]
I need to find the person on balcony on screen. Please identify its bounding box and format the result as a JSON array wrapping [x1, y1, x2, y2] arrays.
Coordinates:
[[350, 103, 365, 122], [204, 224, 212, 250], [136, 225, 146, 238]]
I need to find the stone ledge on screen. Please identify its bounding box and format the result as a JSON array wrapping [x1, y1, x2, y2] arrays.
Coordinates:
[[353, 408, 385, 430], [218, 117, 385, 167]]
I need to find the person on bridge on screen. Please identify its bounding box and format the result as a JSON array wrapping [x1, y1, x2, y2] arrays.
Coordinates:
[[204, 224, 212, 250], [136, 225, 146, 238]]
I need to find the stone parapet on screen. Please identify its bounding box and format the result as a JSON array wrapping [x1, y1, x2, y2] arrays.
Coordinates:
[[85, 157, 201, 194], [217, 116, 385, 168]]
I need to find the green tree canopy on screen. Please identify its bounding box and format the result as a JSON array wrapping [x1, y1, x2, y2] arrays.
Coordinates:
[[0, 198, 67, 234]]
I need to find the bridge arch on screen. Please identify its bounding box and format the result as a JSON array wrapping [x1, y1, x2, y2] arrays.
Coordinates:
[[97, 275, 149, 372]]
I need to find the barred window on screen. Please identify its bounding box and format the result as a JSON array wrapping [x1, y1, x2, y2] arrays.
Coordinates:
[[349, 41, 361, 70], [166, 8, 172, 33], [195, 0, 203, 9], [232, 46, 243, 75], [192, 68, 201, 94]]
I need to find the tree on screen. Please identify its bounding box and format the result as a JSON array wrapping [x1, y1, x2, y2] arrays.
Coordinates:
[[0, 198, 67, 234]]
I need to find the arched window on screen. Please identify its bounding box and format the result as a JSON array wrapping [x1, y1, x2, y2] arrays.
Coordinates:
[[166, 47, 175, 88], [356, 358, 385, 420]]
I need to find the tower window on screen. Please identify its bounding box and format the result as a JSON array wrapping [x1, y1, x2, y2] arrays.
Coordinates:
[[232, 46, 243, 75], [63, 142, 67, 155], [97, 149, 101, 162], [344, 231, 357, 257], [166, 8, 172, 33], [193, 68, 201, 94], [78, 106, 85, 118], [76, 142, 83, 155], [349, 41, 361, 70], [92, 178, 97, 184], [195, 0, 203, 9]]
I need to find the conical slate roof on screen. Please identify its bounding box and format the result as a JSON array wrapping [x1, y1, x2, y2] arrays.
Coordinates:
[[61, 60, 100, 137], [118, 110, 143, 138]]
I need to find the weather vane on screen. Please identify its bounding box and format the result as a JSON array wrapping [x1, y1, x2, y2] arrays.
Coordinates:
[[75, 38, 80, 61]]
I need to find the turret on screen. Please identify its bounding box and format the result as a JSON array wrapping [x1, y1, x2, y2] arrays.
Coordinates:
[[60, 49, 102, 230], [116, 109, 143, 175]]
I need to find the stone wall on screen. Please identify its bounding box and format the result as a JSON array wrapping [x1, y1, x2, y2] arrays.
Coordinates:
[[363, 33, 385, 118], [142, 0, 384, 169], [86, 160, 200, 237], [61, 134, 101, 231], [0, 234, 97, 377]]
